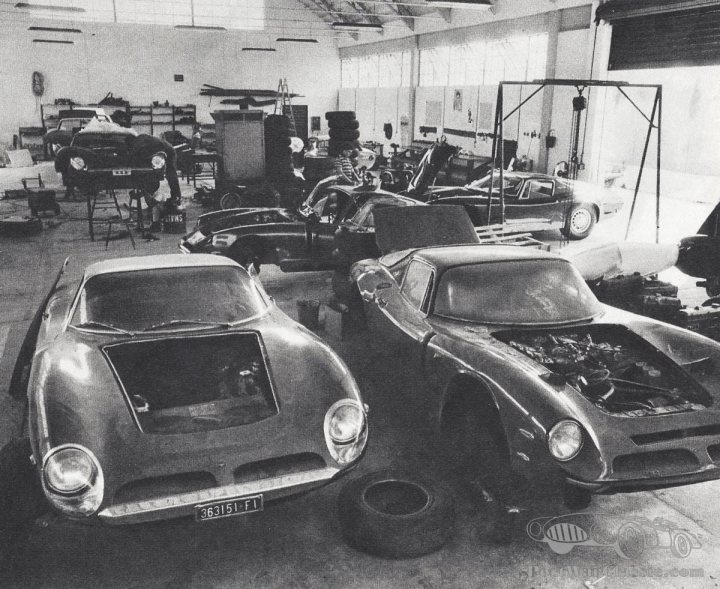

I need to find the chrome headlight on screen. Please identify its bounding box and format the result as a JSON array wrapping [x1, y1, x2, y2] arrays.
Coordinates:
[[324, 399, 368, 465], [42, 444, 104, 516], [151, 152, 167, 170], [548, 420, 584, 462], [70, 156, 86, 171]]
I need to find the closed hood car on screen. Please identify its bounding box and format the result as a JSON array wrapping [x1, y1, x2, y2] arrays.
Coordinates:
[[44, 108, 111, 156], [13, 254, 367, 525], [180, 175, 418, 272], [351, 206, 720, 508], [424, 171, 626, 239]]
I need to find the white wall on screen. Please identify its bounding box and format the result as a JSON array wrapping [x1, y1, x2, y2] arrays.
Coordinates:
[[0, 4, 341, 152]]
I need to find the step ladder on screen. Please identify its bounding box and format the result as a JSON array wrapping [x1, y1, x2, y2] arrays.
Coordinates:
[[274, 78, 297, 137]]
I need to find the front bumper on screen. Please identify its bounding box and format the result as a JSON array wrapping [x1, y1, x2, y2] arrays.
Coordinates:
[[71, 167, 164, 190], [567, 465, 720, 495], [98, 466, 342, 525]]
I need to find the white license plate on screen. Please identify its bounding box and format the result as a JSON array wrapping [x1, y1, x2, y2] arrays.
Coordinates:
[[112, 169, 132, 176], [195, 494, 263, 522]]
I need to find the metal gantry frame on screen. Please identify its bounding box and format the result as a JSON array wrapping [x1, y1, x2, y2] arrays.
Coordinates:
[[489, 79, 663, 242]]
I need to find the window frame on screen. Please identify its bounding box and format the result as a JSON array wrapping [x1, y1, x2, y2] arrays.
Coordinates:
[[400, 258, 436, 315]]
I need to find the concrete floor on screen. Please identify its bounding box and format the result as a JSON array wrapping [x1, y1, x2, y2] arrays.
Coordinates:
[[1, 164, 720, 588]]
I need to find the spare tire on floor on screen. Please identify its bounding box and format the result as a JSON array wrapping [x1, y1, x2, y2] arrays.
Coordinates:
[[338, 470, 455, 559]]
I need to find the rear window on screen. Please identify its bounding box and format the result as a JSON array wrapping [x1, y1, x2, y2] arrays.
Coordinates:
[[71, 266, 266, 332]]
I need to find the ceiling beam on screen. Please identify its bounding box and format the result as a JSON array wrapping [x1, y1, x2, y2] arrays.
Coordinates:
[[343, 0, 384, 25], [355, 0, 415, 29]]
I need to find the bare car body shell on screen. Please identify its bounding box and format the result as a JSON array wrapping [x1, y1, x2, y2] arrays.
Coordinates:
[[20, 254, 366, 526]]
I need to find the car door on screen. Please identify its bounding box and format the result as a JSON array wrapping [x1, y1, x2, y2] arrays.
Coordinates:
[[304, 188, 353, 262], [361, 258, 435, 371], [502, 178, 562, 231]]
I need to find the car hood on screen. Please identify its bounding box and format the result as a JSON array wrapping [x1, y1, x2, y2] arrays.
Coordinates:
[[405, 141, 457, 200], [194, 207, 298, 234], [426, 186, 480, 200]]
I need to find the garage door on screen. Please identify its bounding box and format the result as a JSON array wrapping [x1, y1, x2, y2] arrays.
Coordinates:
[[598, 1, 720, 70]]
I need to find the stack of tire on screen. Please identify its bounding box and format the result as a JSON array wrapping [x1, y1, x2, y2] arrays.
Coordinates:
[[326, 111, 360, 157], [264, 114, 293, 178]]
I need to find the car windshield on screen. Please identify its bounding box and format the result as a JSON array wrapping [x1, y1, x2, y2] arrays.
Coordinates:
[[70, 266, 266, 332], [466, 175, 523, 196], [349, 199, 412, 228], [59, 118, 92, 131], [433, 260, 602, 324]]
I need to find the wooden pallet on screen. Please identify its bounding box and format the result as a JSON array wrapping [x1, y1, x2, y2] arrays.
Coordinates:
[[475, 223, 550, 250]]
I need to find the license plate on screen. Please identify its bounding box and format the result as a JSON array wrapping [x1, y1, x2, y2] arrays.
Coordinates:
[[112, 169, 131, 176], [195, 494, 263, 522], [186, 231, 205, 245]]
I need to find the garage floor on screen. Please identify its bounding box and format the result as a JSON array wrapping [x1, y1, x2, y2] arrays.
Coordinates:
[[1, 165, 720, 588]]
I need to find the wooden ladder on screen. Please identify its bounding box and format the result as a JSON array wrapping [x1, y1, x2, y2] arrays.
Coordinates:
[[274, 78, 297, 137]]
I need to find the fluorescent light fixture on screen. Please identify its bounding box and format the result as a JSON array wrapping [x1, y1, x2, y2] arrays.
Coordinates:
[[242, 47, 277, 52], [276, 37, 318, 43], [33, 38, 74, 44], [16, 2, 85, 11], [332, 21, 383, 32], [425, 0, 493, 8], [28, 26, 82, 33], [175, 25, 227, 31]]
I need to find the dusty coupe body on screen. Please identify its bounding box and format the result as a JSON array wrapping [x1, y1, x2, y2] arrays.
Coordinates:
[[16, 254, 367, 525], [44, 108, 111, 156], [352, 208, 720, 506], [180, 177, 418, 272], [424, 171, 626, 239]]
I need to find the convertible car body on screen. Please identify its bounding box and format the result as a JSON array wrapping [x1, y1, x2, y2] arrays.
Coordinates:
[[352, 207, 720, 505], [424, 171, 626, 239], [44, 108, 111, 156], [14, 254, 367, 525], [180, 177, 418, 272]]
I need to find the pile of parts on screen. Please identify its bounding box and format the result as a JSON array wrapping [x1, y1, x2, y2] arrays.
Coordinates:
[[497, 325, 710, 417]]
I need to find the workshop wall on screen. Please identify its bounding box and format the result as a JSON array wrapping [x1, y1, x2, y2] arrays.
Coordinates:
[[0, 18, 340, 150]]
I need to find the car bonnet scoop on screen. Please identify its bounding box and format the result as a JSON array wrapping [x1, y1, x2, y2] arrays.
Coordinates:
[[374, 205, 479, 255]]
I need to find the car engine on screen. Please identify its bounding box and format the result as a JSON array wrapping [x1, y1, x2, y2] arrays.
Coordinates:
[[495, 325, 711, 416]]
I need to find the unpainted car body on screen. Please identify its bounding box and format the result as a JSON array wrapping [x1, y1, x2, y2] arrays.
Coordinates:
[[44, 108, 111, 156], [15, 254, 367, 526]]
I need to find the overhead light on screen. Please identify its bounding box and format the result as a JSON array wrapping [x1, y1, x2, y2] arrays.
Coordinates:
[[28, 26, 82, 33], [425, 0, 493, 8], [175, 25, 227, 31], [242, 47, 277, 52], [332, 22, 383, 32], [33, 39, 74, 44], [16, 2, 85, 11], [276, 38, 318, 43]]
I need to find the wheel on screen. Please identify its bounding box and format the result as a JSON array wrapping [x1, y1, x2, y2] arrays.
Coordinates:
[[329, 128, 361, 141], [0, 438, 45, 572], [219, 191, 243, 210], [328, 119, 359, 130], [671, 532, 693, 558], [325, 110, 356, 121], [563, 482, 592, 510], [615, 522, 645, 559], [337, 470, 455, 559], [561, 204, 596, 240]]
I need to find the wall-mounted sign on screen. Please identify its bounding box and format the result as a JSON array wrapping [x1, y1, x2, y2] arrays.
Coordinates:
[[174, 74, 184, 82]]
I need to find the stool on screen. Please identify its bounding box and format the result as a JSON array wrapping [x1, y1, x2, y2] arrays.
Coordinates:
[[87, 188, 135, 248], [105, 215, 136, 250]]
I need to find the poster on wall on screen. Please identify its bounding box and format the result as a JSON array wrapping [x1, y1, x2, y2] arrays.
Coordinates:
[[453, 89, 463, 112], [425, 100, 442, 126]]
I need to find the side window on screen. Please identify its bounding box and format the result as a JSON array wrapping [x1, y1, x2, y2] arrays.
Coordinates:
[[401, 260, 434, 311], [522, 180, 554, 201]]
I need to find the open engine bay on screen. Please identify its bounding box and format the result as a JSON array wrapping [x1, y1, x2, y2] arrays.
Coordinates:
[[495, 325, 713, 416]]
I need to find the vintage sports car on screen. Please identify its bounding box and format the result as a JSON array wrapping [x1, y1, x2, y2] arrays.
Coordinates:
[[424, 171, 626, 239], [526, 512, 701, 559], [11, 254, 367, 525], [180, 176, 418, 272], [352, 206, 720, 508], [44, 108, 111, 157], [54, 119, 179, 198]]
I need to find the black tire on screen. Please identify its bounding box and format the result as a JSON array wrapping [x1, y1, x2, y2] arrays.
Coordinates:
[[219, 191, 243, 210], [328, 119, 360, 130], [561, 203, 596, 240], [563, 483, 592, 510], [325, 110, 356, 121], [0, 438, 45, 572], [338, 470, 455, 559], [329, 128, 361, 141]]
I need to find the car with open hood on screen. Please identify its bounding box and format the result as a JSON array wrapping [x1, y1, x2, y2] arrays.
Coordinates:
[[351, 206, 720, 508], [10, 254, 367, 526], [44, 108, 111, 157], [179, 176, 418, 272], [423, 171, 626, 239]]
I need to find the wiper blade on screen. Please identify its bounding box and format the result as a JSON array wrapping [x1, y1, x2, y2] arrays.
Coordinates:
[[73, 321, 134, 336], [142, 319, 230, 332]]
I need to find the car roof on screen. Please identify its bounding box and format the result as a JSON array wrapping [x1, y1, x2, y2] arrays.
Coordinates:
[[410, 244, 563, 269], [84, 254, 240, 280]]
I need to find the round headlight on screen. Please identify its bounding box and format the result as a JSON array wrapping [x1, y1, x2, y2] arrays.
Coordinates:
[[328, 402, 364, 443], [548, 420, 584, 462], [151, 152, 167, 170], [44, 446, 96, 495], [70, 156, 86, 171]]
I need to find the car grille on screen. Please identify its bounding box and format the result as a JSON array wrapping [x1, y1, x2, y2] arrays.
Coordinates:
[[113, 471, 217, 504], [631, 424, 720, 445], [613, 449, 700, 476], [233, 453, 326, 484]]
